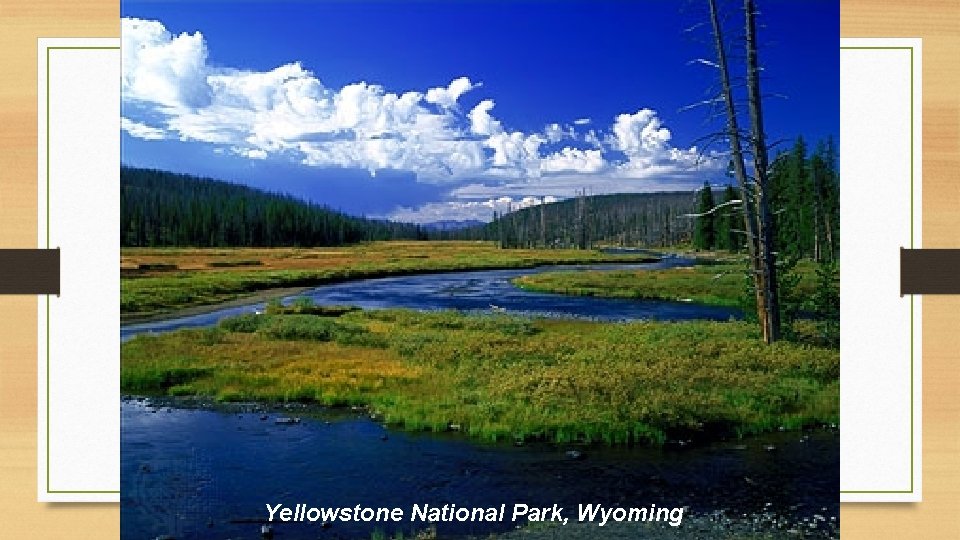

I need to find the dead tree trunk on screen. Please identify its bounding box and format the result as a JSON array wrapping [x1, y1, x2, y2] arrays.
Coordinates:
[[707, 0, 772, 342], [576, 189, 587, 250], [824, 204, 835, 263], [743, 0, 780, 342], [539, 203, 546, 247], [495, 211, 505, 249], [812, 163, 824, 263]]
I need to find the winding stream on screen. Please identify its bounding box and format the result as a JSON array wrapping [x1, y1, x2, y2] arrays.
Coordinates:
[[121, 257, 738, 341], [121, 258, 837, 539]]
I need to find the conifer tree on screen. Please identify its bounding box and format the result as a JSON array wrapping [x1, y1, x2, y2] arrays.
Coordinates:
[[694, 182, 716, 250]]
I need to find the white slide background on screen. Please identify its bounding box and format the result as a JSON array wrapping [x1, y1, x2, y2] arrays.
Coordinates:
[[35, 38, 923, 504], [37, 38, 120, 502], [839, 38, 922, 502]]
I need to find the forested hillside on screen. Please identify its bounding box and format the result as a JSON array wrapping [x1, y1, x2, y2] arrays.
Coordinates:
[[122, 136, 837, 254], [444, 192, 699, 249], [120, 167, 426, 247], [449, 136, 838, 255]]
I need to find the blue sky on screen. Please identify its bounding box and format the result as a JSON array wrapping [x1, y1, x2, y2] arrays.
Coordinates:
[[121, 0, 838, 223]]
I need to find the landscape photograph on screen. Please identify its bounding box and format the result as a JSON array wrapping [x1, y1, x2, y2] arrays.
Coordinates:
[[119, 1, 840, 539]]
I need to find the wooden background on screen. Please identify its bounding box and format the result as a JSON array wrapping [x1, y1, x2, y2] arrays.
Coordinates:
[[0, 0, 956, 537]]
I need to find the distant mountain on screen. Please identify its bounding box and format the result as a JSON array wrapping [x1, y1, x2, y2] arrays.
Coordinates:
[[420, 219, 485, 231], [121, 167, 426, 247]]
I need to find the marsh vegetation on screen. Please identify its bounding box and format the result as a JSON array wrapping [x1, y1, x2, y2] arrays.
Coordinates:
[[122, 303, 838, 446], [121, 242, 658, 319]]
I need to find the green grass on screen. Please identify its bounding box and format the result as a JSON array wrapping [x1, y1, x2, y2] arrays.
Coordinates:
[[121, 308, 839, 446], [264, 298, 360, 317], [121, 242, 659, 318], [512, 261, 818, 308]]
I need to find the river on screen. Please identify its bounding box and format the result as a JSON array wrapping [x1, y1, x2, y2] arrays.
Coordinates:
[[120, 258, 837, 539], [121, 258, 738, 342]]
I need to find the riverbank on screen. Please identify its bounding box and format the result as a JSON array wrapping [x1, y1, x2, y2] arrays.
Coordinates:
[[121, 242, 659, 320], [512, 261, 819, 308], [121, 285, 312, 324], [122, 307, 839, 446]]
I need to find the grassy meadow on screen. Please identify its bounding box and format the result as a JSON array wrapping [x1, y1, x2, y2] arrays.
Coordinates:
[[121, 305, 839, 446], [512, 260, 819, 308], [121, 242, 657, 319]]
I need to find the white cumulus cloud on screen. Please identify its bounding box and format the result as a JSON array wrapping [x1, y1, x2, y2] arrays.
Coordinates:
[[424, 76, 479, 109], [468, 99, 500, 137], [121, 17, 718, 186], [543, 122, 575, 143], [122, 18, 209, 112], [540, 147, 605, 174], [612, 109, 671, 157], [121, 117, 166, 140]]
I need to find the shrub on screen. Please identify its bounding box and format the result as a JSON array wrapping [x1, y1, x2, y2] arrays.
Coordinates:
[[264, 297, 360, 317], [256, 314, 374, 344], [219, 313, 267, 333], [121, 364, 211, 392], [258, 315, 341, 341]]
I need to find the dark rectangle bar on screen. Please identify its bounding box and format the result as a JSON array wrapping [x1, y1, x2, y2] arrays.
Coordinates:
[[901, 248, 960, 295], [0, 249, 60, 295]]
